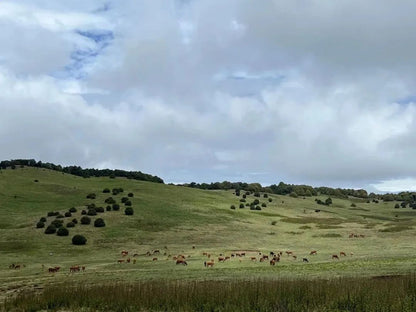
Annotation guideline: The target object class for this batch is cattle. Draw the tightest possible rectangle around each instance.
[152,257,158,261]
[121,250,128,256]
[260,258,265,262]
[262,255,269,260]
[204,261,214,267]
[176,259,187,265]
[285,251,293,256]
[270,251,275,256]
[349,233,354,238]
[350,252,354,256]
[48,266,60,273]
[126,258,131,263]
[292,255,297,260]
[70,265,80,273]
[146,251,151,256]
[340,252,346,257]
[117,259,125,263]
[153,250,160,254]
[241,252,246,256]
[310,250,317,255]
[250,257,257,261]
[202,252,208,256]
[225,256,230,261]
[231,253,235,257]
[332,255,339,260]
[270,259,276,266]
[82,266,85,271]
[192,246,195,249]
[133,253,139,257]
[303,258,309,263]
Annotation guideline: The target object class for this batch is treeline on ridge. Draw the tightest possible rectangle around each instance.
[0,159,164,184]
[182,181,416,201]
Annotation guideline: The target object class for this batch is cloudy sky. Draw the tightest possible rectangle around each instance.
[1,0,416,193]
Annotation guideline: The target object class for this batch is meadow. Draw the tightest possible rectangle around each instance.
[1,166,416,311]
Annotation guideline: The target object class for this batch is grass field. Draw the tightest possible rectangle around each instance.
[1,166,416,311]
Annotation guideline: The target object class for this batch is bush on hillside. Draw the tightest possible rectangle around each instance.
[80,216,91,225]
[290,192,298,198]
[125,207,134,215]
[103,188,110,193]
[255,206,262,211]
[72,235,87,245]
[121,197,129,203]
[47,211,59,217]
[105,197,116,204]
[81,210,87,215]
[261,203,267,207]
[351,203,357,207]
[124,200,132,206]
[72,218,78,224]
[36,221,45,228]
[56,214,65,219]
[87,209,97,216]
[106,205,111,211]
[240,199,246,202]
[51,220,64,228]
[57,227,69,236]
[69,207,77,213]
[268,198,272,202]
[87,203,96,210]
[230,205,236,210]
[239,204,244,208]
[128,192,134,197]
[254,192,260,197]
[44,224,56,234]
[64,212,72,217]
[94,218,106,227]
[39,217,47,223]
[96,206,104,213]
[263,194,268,198]
[66,222,75,228]
[86,193,96,199]
[253,199,260,205]
[394,203,400,208]
[112,204,120,211]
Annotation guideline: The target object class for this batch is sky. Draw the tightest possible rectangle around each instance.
[1,0,416,193]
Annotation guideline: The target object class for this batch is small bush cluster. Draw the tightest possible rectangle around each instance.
[86,193,96,199]
[105,197,116,204]
[112,188,124,196]
[69,207,77,213]
[81,216,91,225]
[66,222,75,228]
[112,204,120,211]
[36,221,45,228]
[94,218,106,227]
[128,192,134,197]
[315,198,332,206]
[72,235,87,245]
[125,207,134,215]
[230,205,236,210]
[57,227,69,236]
[44,225,56,234]
[102,188,110,193]
[64,212,72,217]
[124,200,132,206]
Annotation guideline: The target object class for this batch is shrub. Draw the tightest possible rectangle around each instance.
[325,197,332,205]
[261,203,267,207]
[235,190,240,196]
[394,203,400,208]
[105,197,116,204]
[94,218,106,227]
[64,212,72,217]
[125,207,134,215]
[254,192,260,197]
[36,221,45,228]
[51,220,64,228]
[112,204,120,211]
[290,192,298,198]
[106,205,111,211]
[128,192,134,197]
[34,179,39,182]
[268,198,272,202]
[81,210,87,215]
[253,199,260,205]
[124,200,132,206]
[263,194,268,198]
[72,218,78,224]
[47,211,58,217]
[69,207,77,213]
[86,193,96,199]
[112,188,120,196]
[240,199,246,202]
[56,214,64,219]
[103,188,110,193]
[271,221,277,225]
[87,209,97,216]
[351,203,357,207]
[39,217,46,223]
[121,197,129,203]
[230,205,236,210]
[401,202,407,208]
[239,204,244,208]
[245,203,250,207]
[242,194,246,199]
[66,222,75,228]
[87,203,96,209]
[44,225,56,234]
[72,235,87,245]
[96,206,104,213]
[250,206,256,210]
[57,227,69,236]
[256,206,262,210]
[80,216,91,225]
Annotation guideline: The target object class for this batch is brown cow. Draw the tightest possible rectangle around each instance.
[127,258,131,263]
[303,258,309,263]
[152,257,158,261]
[340,252,347,257]
[270,259,276,266]
[332,255,339,260]
[81,266,85,271]
[250,257,257,261]
[262,255,269,260]
[310,250,317,255]
[286,251,293,256]
[121,250,128,256]
[70,265,80,273]
[117,259,125,263]
[292,255,297,260]
[176,259,188,265]
[204,261,214,267]
[218,256,225,262]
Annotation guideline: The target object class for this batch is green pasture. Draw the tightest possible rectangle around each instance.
[1,166,416,301]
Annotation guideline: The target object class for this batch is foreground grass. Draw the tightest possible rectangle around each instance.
[4,274,416,312]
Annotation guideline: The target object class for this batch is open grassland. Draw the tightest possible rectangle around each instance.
[1,167,416,310]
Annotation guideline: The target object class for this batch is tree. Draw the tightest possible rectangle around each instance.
[44,225,56,234]
[57,227,69,236]
[72,235,87,245]
[125,207,134,215]
[325,197,332,205]
[94,218,106,227]
[80,216,91,225]
[36,221,45,228]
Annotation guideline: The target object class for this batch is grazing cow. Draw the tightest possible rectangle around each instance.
[176,259,187,265]
[218,257,225,262]
[260,258,265,262]
[349,233,354,238]
[153,250,160,254]
[250,257,257,261]
[340,252,347,257]
[315,209,320,213]
[152,257,158,261]
[273,255,280,262]
[359,234,365,238]
[262,255,269,260]
[303,258,309,263]
[236,253,241,257]
[121,250,128,256]
[70,265,80,273]
[192,246,195,249]
[14,264,21,269]
[117,259,125,263]
[241,252,246,256]
[133,253,139,257]
[285,251,293,256]
[202,252,208,256]
[310,250,317,255]
[270,251,275,256]
[270,260,276,266]
[48,266,60,273]
[204,261,214,267]
[292,255,297,260]
[146,251,151,256]
[350,252,354,256]
[332,255,339,260]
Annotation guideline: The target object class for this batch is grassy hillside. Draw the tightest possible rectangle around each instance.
[1,166,416,301]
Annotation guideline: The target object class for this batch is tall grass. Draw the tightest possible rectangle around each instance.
[4,274,416,312]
